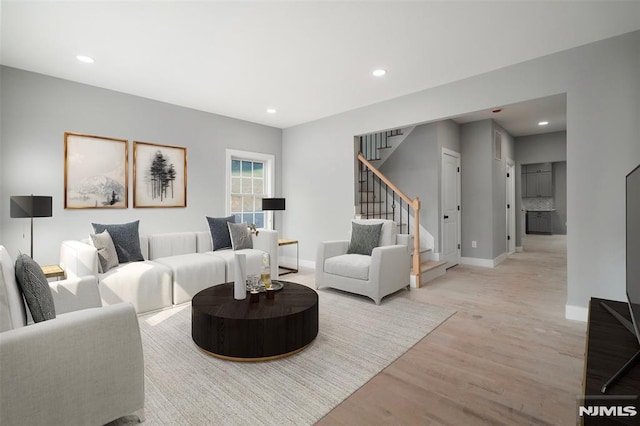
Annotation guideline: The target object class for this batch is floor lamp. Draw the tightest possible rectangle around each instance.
[261,198,286,231]
[10,195,53,258]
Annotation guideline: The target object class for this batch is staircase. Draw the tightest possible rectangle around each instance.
[356,130,447,287]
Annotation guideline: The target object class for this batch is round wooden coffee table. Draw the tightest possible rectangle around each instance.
[192,281,319,361]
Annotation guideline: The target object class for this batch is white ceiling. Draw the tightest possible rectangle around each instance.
[452,93,566,137]
[2,1,640,130]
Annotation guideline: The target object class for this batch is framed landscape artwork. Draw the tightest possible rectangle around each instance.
[133,141,187,208]
[64,132,128,209]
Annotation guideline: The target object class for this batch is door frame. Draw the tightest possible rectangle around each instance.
[506,160,516,255]
[441,148,461,267]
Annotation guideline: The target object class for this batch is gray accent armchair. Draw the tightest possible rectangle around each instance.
[0,246,145,425]
[315,219,411,304]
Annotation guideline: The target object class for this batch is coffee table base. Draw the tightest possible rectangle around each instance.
[196,341,313,362]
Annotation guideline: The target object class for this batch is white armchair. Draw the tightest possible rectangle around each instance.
[0,246,145,425]
[315,219,411,304]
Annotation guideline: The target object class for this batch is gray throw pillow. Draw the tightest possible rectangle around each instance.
[347,222,383,256]
[206,215,236,251]
[228,222,253,250]
[90,230,119,273]
[92,221,144,263]
[14,254,56,322]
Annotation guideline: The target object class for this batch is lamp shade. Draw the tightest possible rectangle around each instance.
[10,196,53,218]
[262,198,285,211]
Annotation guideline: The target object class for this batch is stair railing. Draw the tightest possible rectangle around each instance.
[357,152,422,288]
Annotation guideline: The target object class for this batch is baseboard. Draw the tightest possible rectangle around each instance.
[460,252,509,268]
[494,252,508,266]
[279,256,315,270]
[460,257,494,268]
[516,246,523,253]
[565,304,588,322]
[461,253,507,268]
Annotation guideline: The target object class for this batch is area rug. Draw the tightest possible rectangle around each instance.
[132,288,455,425]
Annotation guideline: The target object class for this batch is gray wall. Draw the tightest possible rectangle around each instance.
[377,119,460,254]
[0,67,282,264]
[379,122,439,249]
[438,120,461,153]
[458,118,514,260]
[515,131,567,163]
[515,131,567,244]
[460,120,493,259]
[282,30,640,316]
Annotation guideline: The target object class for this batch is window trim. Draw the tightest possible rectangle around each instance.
[225,149,275,228]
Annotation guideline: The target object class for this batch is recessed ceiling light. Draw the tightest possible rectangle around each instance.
[538,121,549,126]
[372,69,387,77]
[76,55,94,64]
[266,108,277,114]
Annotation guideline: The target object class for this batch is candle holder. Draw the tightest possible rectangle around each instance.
[250,289,260,303]
[266,287,275,300]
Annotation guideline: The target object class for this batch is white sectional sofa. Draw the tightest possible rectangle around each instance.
[60,229,279,314]
[0,246,144,425]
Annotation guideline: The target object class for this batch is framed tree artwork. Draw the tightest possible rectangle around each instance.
[64,132,128,209]
[133,141,187,208]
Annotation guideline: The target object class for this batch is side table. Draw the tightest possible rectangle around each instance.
[278,239,299,275]
[41,264,65,280]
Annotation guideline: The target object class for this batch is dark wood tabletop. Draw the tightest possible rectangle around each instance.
[582,298,640,425]
[192,281,319,361]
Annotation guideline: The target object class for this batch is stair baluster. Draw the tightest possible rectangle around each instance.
[356,152,422,288]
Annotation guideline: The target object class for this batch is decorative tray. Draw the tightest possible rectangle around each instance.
[252,280,284,292]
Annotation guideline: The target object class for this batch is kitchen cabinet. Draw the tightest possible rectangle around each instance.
[523,162,553,197]
[525,162,552,173]
[527,211,552,234]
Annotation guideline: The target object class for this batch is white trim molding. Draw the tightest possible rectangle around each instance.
[441,147,461,268]
[460,257,494,268]
[565,304,588,322]
[279,256,315,270]
[461,252,508,268]
[225,148,276,227]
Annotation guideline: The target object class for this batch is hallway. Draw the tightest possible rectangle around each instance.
[318,234,585,425]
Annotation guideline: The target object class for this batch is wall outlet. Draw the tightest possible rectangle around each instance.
[472,241,477,248]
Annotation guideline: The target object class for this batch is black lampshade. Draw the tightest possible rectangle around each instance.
[10,196,53,218]
[262,198,286,211]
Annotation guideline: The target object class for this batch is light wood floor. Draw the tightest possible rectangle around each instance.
[288,234,586,425]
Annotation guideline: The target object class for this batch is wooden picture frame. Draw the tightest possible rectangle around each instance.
[133,141,187,208]
[64,132,128,209]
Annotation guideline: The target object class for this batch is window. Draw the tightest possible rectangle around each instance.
[226,149,275,229]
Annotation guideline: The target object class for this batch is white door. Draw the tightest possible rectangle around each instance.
[506,162,516,254]
[441,149,461,268]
